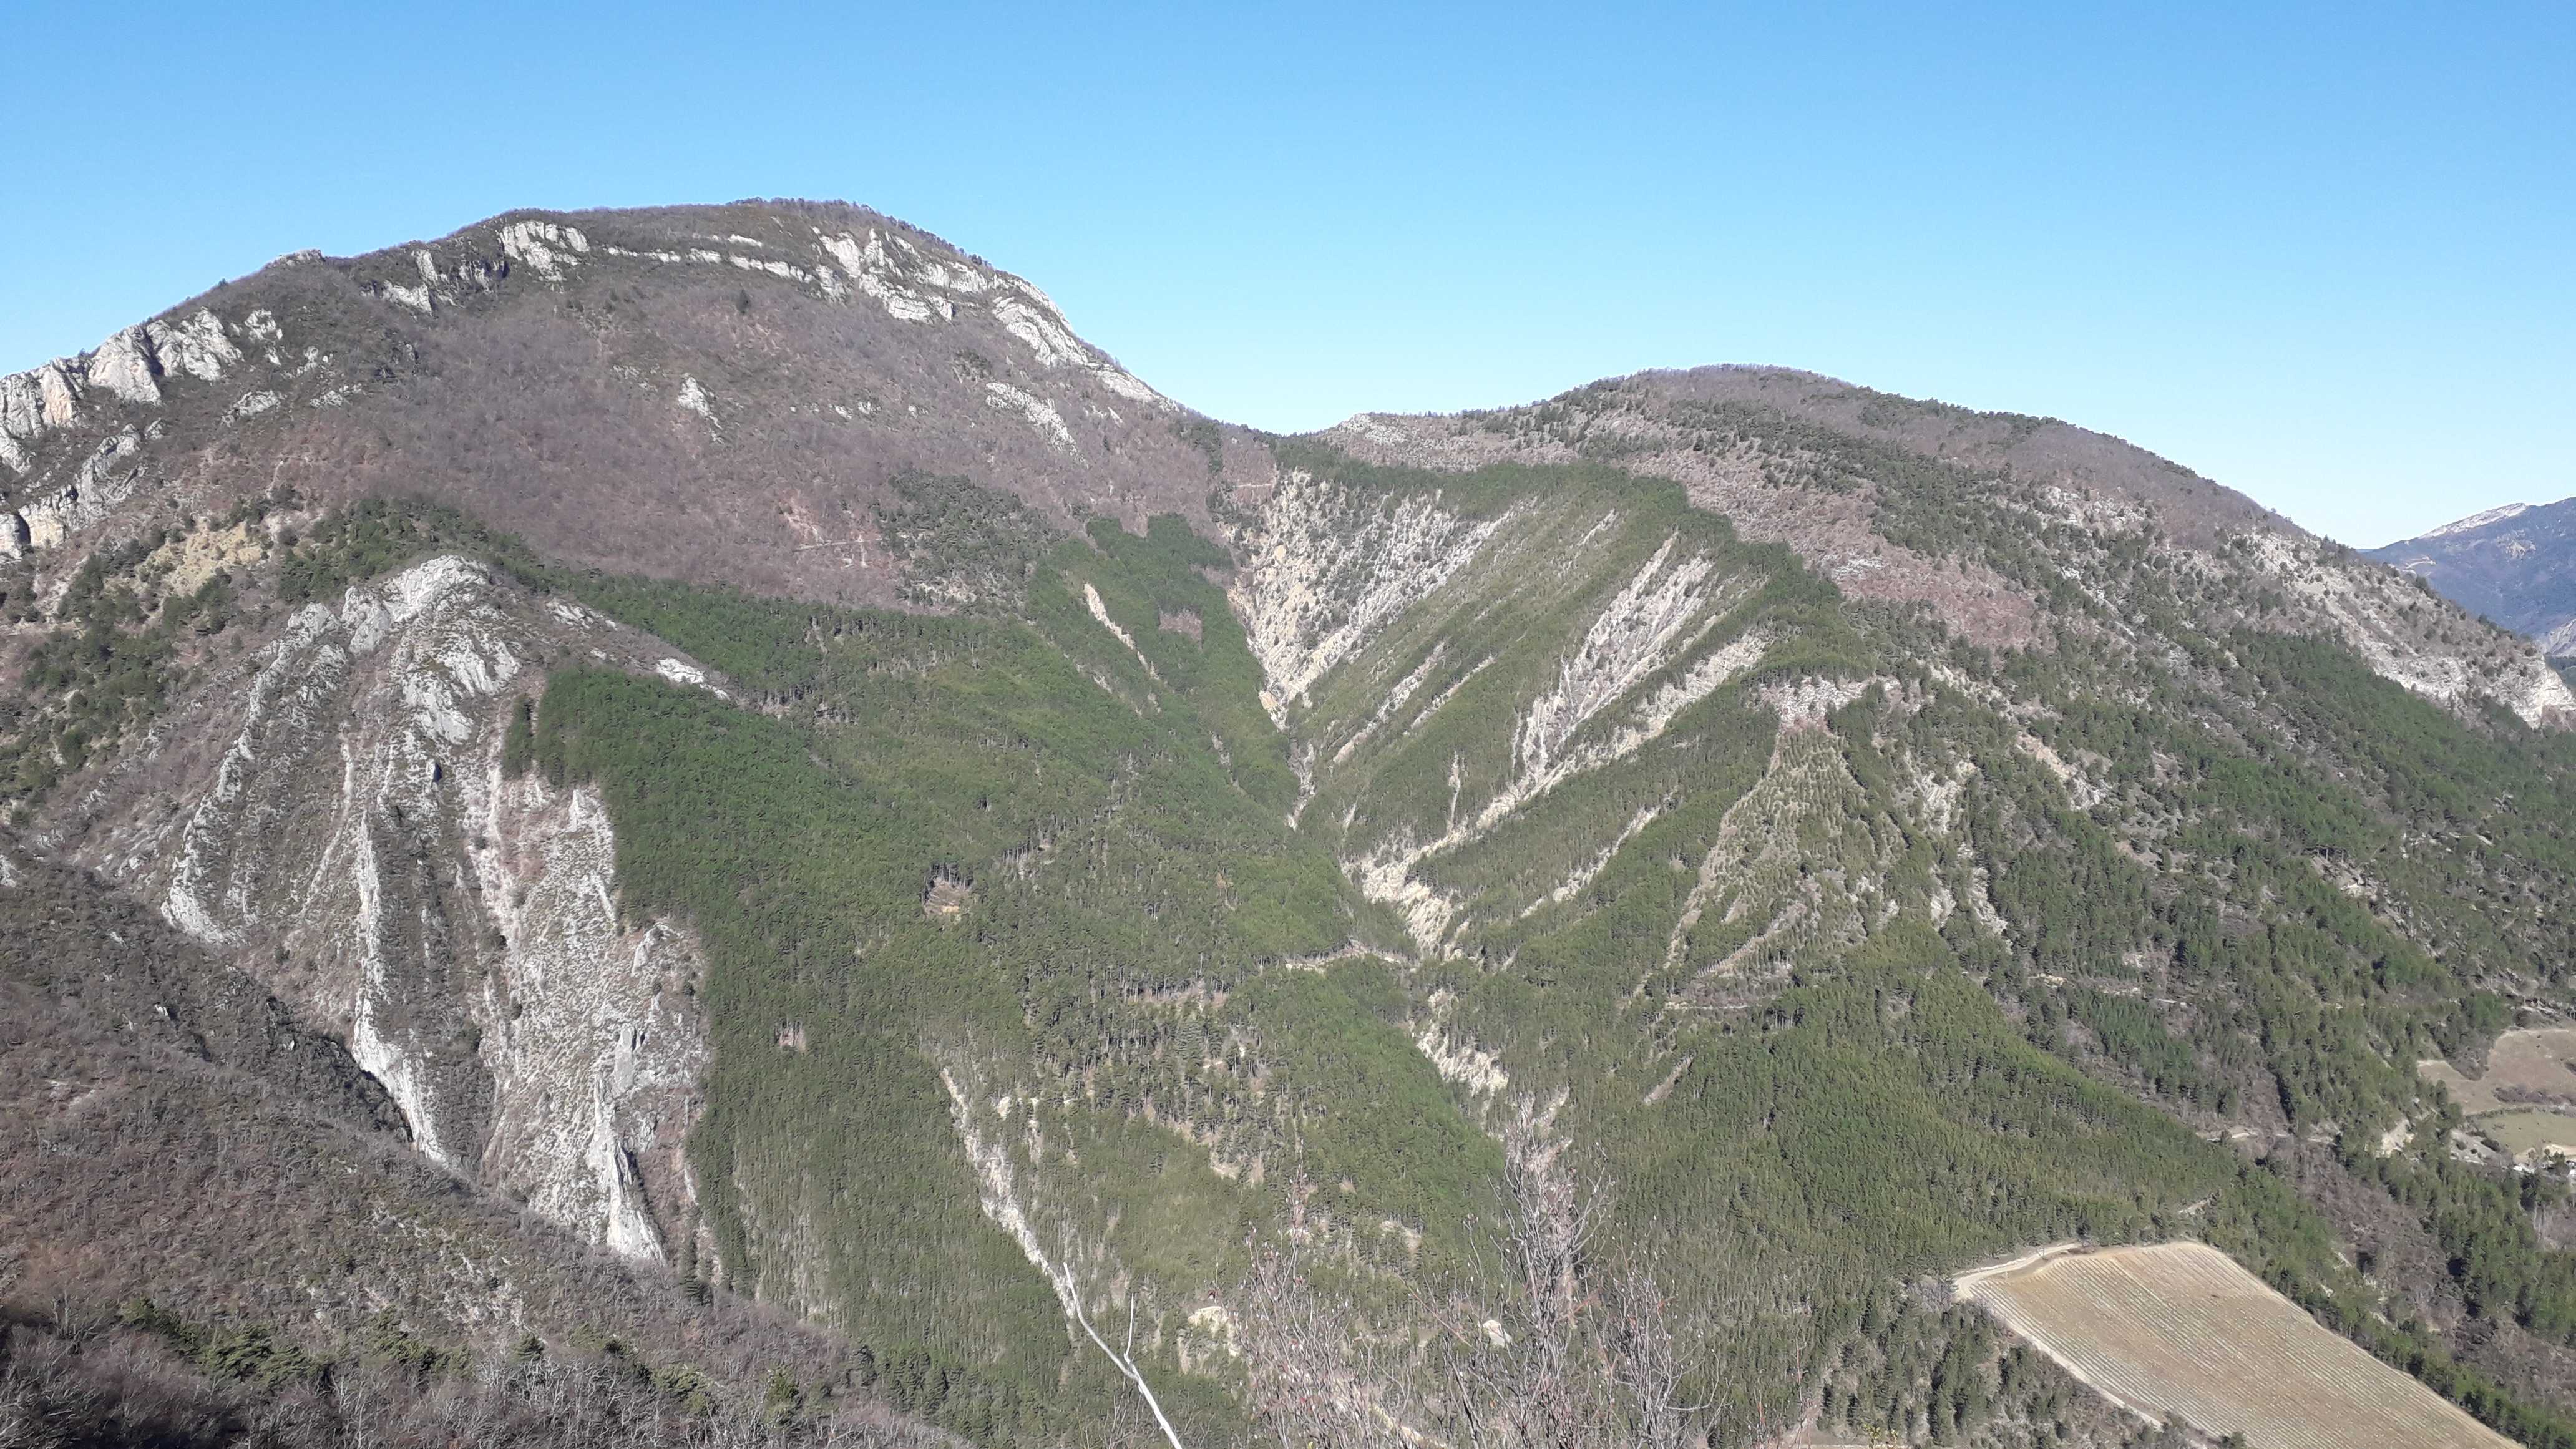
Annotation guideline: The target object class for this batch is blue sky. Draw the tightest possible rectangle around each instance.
[2,2,2567,547]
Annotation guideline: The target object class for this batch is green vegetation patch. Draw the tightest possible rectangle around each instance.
[522,507,1456,1444]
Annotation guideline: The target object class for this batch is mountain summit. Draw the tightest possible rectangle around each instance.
[9,202,2576,1449]
[2,201,1208,602]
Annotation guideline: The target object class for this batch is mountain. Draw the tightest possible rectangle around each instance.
[2371,498,2576,660]
[9,202,2576,1449]
[1,202,1208,600]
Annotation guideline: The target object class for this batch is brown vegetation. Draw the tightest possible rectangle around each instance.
[0,843,937,1447]
[2,202,1225,617]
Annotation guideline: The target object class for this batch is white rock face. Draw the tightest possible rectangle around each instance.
[985,380,1075,452]
[1232,474,1879,959]
[144,309,240,381]
[110,555,707,1255]
[0,310,235,488]
[2,358,87,473]
[1349,596,1772,947]
[728,253,812,285]
[811,227,1174,410]
[992,294,1087,369]
[987,291,1169,406]
[2,211,1174,558]
[1413,1021,1510,1098]
[1347,835,1466,957]
[499,220,591,280]
[2242,530,2575,728]
[163,554,519,980]
[1082,581,1163,683]
[676,375,720,435]
[825,230,947,322]
[1,369,48,445]
[1229,470,1514,723]
[13,429,147,554]
[2424,502,2530,539]
[87,326,162,405]
[1242,492,1780,950]
[2504,654,2576,728]
[225,390,281,422]
[472,778,708,1261]
[35,362,79,427]
[1486,537,1758,829]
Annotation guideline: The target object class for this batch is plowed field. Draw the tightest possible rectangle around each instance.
[1957,1242,2515,1449]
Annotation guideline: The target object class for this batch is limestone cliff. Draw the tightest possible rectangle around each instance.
[48,553,718,1260]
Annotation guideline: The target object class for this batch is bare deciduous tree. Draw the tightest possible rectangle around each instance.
[1236,1098,1710,1449]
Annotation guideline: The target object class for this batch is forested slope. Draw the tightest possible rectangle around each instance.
[7,204,2576,1448]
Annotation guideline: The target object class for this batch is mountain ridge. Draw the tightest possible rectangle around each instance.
[1319,365,2571,726]
[1,200,1208,607]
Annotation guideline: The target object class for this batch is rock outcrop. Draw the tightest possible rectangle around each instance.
[54,555,715,1259]
[0,310,238,486]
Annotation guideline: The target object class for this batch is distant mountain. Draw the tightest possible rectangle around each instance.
[2371,497,2576,658]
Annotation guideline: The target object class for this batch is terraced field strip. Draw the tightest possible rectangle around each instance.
[1958,1242,2515,1449]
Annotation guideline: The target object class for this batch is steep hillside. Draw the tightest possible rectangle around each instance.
[11,207,2576,1449]
[0,832,947,1448]
[2372,497,2576,659]
[1218,434,2576,1445]
[11,503,730,1266]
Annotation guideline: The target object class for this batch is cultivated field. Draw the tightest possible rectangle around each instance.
[1956,1242,2515,1449]
[2420,1026,2576,1164]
